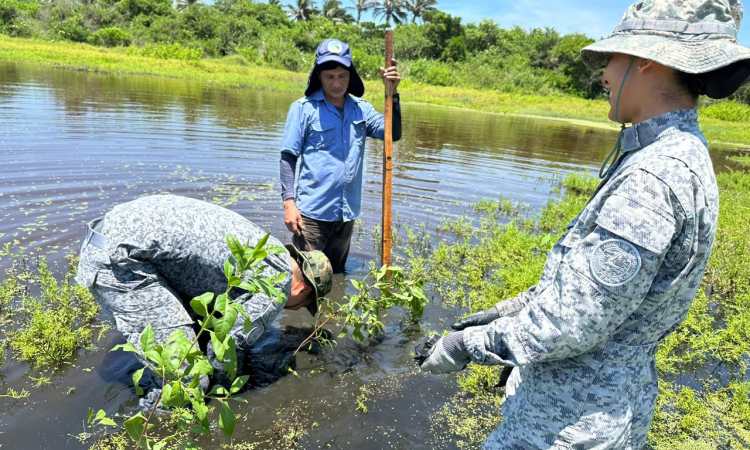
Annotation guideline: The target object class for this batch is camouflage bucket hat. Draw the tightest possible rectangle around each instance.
[285,244,333,316]
[581,0,750,74]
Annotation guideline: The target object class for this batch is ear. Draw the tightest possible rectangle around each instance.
[638,59,656,74]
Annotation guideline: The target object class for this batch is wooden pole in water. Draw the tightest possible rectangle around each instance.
[381,30,394,268]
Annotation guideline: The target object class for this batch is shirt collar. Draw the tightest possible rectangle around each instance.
[622,109,699,153]
[309,89,353,117]
[309,89,326,101]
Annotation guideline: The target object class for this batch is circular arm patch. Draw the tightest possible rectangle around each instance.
[590,239,642,287]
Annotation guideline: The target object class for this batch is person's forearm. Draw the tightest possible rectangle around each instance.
[279,152,297,201]
[393,93,402,142]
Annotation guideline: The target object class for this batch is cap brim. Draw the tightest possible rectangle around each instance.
[316,54,352,68]
[581,34,750,74]
[284,244,319,317]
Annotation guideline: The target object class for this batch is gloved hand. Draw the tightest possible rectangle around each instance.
[451,306,500,330]
[416,332,470,374]
[414,335,439,366]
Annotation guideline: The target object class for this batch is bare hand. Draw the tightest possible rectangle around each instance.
[380,58,401,96]
[284,200,305,236]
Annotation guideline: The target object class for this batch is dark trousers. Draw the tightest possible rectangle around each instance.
[292,215,355,274]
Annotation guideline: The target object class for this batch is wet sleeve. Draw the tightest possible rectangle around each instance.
[281,101,306,157]
[279,152,297,201]
[363,97,402,141]
[464,171,682,367]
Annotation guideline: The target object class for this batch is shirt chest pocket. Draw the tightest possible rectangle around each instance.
[308,119,337,150]
[351,119,367,146]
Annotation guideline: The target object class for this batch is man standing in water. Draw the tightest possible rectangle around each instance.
[75,194,332,407]
[279,38,402,273]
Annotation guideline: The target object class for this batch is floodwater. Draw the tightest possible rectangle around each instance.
[0,61,742,449]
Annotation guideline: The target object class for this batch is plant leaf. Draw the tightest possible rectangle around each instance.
[189,359,214,377]
[111,343,138,353]
[224,260,233,280]
[123,413,146,442]
[222,338,238,380]
[212,294,237,342]
[211,331,226,361]
[230,375,249,394]
[190,292,214,318]
[219,401,237,438]
[133,368,145,396]
[139,324,155,353]
[226,234,244,261]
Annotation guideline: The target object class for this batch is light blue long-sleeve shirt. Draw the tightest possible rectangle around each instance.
[280,89,388,222]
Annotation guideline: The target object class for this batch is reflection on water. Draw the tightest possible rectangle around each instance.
[0,61,744,449]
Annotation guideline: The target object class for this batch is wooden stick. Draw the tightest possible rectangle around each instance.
[381,30,394,268]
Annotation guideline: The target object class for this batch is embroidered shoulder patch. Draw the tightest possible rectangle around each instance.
[590,239,642,287]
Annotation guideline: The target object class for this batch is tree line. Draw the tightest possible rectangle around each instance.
[0,0,605,98]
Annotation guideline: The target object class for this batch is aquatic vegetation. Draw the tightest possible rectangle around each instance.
[295,264,429,356]
[0,252,99,369]
[404,171,750,448]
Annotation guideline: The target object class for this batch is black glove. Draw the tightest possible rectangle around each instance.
[414,335,440,366]
[417,332,470,374]
[451,307,500,330]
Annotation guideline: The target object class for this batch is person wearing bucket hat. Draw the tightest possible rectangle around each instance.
[417,1,750,449]
[279,38,402,273]
[75,195,332,410]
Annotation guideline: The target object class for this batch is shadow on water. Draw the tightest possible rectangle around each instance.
[0,60,748,449]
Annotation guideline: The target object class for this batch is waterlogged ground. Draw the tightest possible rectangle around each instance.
[0,61,746,449]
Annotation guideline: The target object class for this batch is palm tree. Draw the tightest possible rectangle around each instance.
[373,0,407,26]
[347,0,378,25]
[323,0,354,23]
[404,0,436,23]
[269,0,281,5]
[176,0,201,12]
[286,0,319,21]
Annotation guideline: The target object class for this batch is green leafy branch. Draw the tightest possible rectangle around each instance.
[294,265,429,356]
[89,233,286,450]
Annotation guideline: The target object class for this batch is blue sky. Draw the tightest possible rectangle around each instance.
[251,0,750,46]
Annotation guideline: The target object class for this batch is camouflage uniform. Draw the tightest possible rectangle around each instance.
[75,195,292,377]
[462,109,718,449]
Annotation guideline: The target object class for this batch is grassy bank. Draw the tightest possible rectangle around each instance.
[398,165,750,449]
[2,35,750,147]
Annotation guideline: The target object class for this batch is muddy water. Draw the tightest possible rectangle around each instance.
[0,61,742,449]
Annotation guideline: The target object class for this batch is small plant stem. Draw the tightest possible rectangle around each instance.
[174,286,231,372]
[135,375,165,450]
[293,312,339,357]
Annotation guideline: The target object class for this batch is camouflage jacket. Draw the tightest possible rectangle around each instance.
[464,109,719,449]
[76,195,292,349]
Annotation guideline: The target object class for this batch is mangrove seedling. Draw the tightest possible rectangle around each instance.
[89,233,286,450]
[294,264,429,356]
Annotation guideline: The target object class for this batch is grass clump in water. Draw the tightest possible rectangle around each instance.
[403,171,750,449]
[1,252,100,370]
